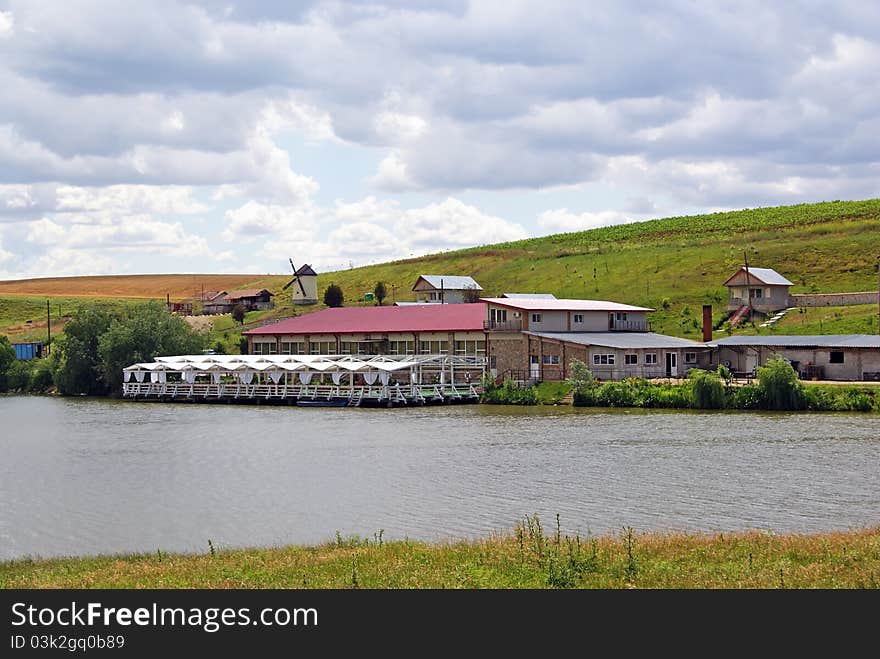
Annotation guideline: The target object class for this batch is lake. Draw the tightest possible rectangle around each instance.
[1,396,878,560]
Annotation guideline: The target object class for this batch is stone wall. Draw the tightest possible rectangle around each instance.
[487,333,527,377]
[789,292,879,307]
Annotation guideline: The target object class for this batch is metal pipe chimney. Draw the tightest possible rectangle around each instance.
[702,305,713,342]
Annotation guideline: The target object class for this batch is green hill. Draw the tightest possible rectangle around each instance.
[250,199,880,338]
[2,199,879,348]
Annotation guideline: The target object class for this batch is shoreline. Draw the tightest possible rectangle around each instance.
[3,525,878,589]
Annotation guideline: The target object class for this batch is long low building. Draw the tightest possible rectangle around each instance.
[707,335,880,380]
[525,331,710,380]
[243,303,487,357]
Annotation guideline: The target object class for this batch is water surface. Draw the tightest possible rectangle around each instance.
[1,396,878,559]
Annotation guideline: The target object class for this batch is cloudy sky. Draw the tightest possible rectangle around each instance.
[0,1,878,278]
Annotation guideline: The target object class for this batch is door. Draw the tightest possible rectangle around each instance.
[665,352,678,377]
[530,355,540,380]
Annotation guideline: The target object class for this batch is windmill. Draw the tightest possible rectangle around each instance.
[283,259,319,305]
[282,258,308,298]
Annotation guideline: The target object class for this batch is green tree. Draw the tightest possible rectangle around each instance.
[54,304,116,395]
[98,300,208,393]
[0,335,18,392]
[757,358,805,410]
[231,303,247,325]
[324,284,344,308]
[374,281,387,306]
[687,368,725,409]
[567,358,596,396]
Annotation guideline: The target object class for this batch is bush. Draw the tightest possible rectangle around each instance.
[323,284,344,308]
[480,375,538,405]
[732,384,763,410]
[567,358,596,396]
[5,360,34,391]
[595,381,638,407]
[688,369,726,409]
[757,358,805,410]
[29,357,57,392]
[802,386,837,411]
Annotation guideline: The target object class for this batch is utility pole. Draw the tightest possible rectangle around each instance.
[46,299,51,355]
[743,251,753,323]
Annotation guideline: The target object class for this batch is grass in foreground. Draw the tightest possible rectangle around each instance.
[3,520,878,589]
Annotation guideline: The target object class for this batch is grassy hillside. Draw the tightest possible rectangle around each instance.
[2,199,879,344]
[3,524,878,588]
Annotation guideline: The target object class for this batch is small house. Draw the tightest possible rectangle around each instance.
[226,289,275,312]
[724,267,793,313]
[200,291,231,315]
[411,275,482,304]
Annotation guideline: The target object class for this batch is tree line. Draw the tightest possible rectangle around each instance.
[0,300,207,395]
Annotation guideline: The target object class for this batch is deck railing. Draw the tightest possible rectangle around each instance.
[122,381,481,402]
[609,320,651,332]
[483,319,523,331]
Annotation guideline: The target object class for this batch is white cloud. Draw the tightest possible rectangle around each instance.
[398,197,529,247]
[370,151,414,190]
[537,209,642,233]
[222,200,317,241]
[28,248,118,278]
[374,111,427,142]
[0,11,13,39]
[55,185,208,214]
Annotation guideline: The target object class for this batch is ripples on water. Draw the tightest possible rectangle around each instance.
[1,397,878,559]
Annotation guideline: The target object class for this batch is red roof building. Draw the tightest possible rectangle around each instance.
[243,303,488,356]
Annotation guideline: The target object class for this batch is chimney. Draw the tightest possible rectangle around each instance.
[702,304,713,342]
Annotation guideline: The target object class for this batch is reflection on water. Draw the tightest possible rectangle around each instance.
[1,396,878,559]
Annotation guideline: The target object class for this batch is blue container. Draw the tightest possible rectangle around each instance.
[13,342,42,360]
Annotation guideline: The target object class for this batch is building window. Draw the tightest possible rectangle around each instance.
[644,353,658,365]
[388,340,415,355]
[573,313,584,324]
[531,313,542,323]
[616,312,628,321]
[253,342,277,355]
[490,308,508,322]
[310,341,335,355]
[455,340,486,355]
[419,340,448,354]
[750,288,763,299]
[280,341,305,355]
[624,354,638,365]
[830,351,845,364]
[593,354,615,365]
[685,352,697,364]
[542,354,559,365]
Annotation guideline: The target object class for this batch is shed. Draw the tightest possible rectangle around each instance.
[12,342,44,360]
